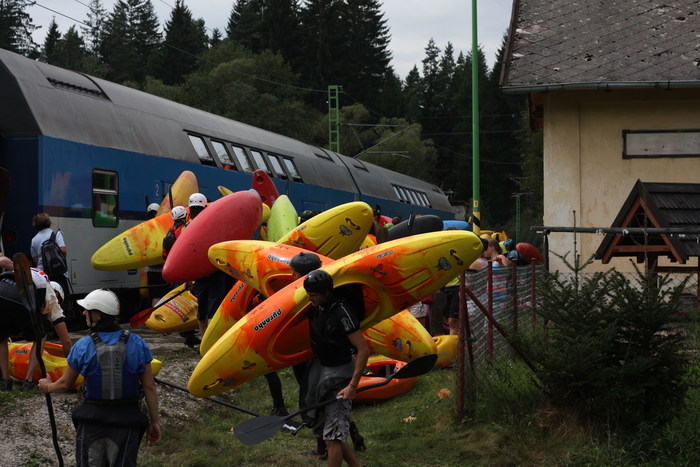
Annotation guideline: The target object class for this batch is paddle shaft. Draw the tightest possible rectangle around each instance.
[155,377,260,417]
[129,288,188,328]
[14,254,64,467]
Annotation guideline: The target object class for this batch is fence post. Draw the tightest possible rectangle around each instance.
[487,261,493,359]
[531,261,537,329]
[512,262,518,333]
[457,272,465,420]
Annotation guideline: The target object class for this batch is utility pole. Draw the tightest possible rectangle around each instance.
[470,0,481,235]
[328,85,340,153]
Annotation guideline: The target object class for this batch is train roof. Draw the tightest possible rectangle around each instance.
[0,48,310,159]
[0,48,450,211]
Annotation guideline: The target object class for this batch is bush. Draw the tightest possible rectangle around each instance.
[517,254,690,431]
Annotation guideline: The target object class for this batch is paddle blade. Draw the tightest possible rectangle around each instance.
[393,353,438,379]
[234,415,286,446]
[13,253,36,315]
[129,305,157,328]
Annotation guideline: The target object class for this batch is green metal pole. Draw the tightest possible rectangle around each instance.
[471,0,481,234]
[328,85,340,153]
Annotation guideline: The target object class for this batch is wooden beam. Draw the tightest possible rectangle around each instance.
[613,245,670,253]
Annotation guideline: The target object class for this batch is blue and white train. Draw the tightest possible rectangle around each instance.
[0,48,453,303]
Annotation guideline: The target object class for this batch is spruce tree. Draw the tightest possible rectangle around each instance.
[209,27,223,47]
[159,0,208,85]
[56,26,87,71]
[0,0,38,57]
[226,0,264,52]
[297,0,345,106]
[80,0,107,55]
[100,0,161,83]
[42,18,61,64]
[338,0,391,106]
[402,66,422,123]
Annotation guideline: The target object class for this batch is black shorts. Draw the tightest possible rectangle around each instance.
[193,271,234,321]
[442,286,461,319]
[146,270,170,298]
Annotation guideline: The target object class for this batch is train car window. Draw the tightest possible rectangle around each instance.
[420,192,431,207]
[211,140,235,167]
[231,145,254,172]
[267,154,288,179]
[408,190,420,206]
[92,170,118,227]
[250,150,271,174]
[282,158,302,182]
[392,186,403,201]
[188,135,215,166]
[413,190,426,207]
[398,187,410,203]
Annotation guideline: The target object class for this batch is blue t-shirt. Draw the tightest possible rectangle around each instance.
[30,228,66,271]
[68,329,153,400]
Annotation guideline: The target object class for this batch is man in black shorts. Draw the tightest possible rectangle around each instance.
[303,269,369,467]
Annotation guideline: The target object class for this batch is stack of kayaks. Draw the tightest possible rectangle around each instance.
[200,201,374,354]
[189,229,483,397]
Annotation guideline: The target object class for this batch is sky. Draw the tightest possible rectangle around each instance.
[28,0,514,78]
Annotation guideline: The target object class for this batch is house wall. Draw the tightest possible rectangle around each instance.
[543,89,700,273]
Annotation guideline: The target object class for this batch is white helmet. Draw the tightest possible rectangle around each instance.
[77,289,120,316]
[147,202,160,214]
[171,205,187,221]
[49,281,64,302]
[188,193,207,208]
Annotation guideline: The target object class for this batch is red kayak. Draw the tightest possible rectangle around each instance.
[515,242,544,264]
[162,190,262,283]
[251,169,279,208]
[354,359,416,404]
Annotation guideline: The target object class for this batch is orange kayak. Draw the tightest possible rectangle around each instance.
[189,230,482,397]
[201,200,372,354]
[204,242,435,362]
[354,359,416,404]
[156,170,198,216]
[365,310,437,362]
[8,342,162,389]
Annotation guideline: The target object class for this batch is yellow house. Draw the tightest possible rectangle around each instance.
[500,0,700,272]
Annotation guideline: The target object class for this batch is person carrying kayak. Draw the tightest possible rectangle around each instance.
[303,269,369,467]
[38,288,161,466]
[290,252,366,460]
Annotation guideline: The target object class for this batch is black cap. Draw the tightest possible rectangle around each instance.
[290,252,322,275]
